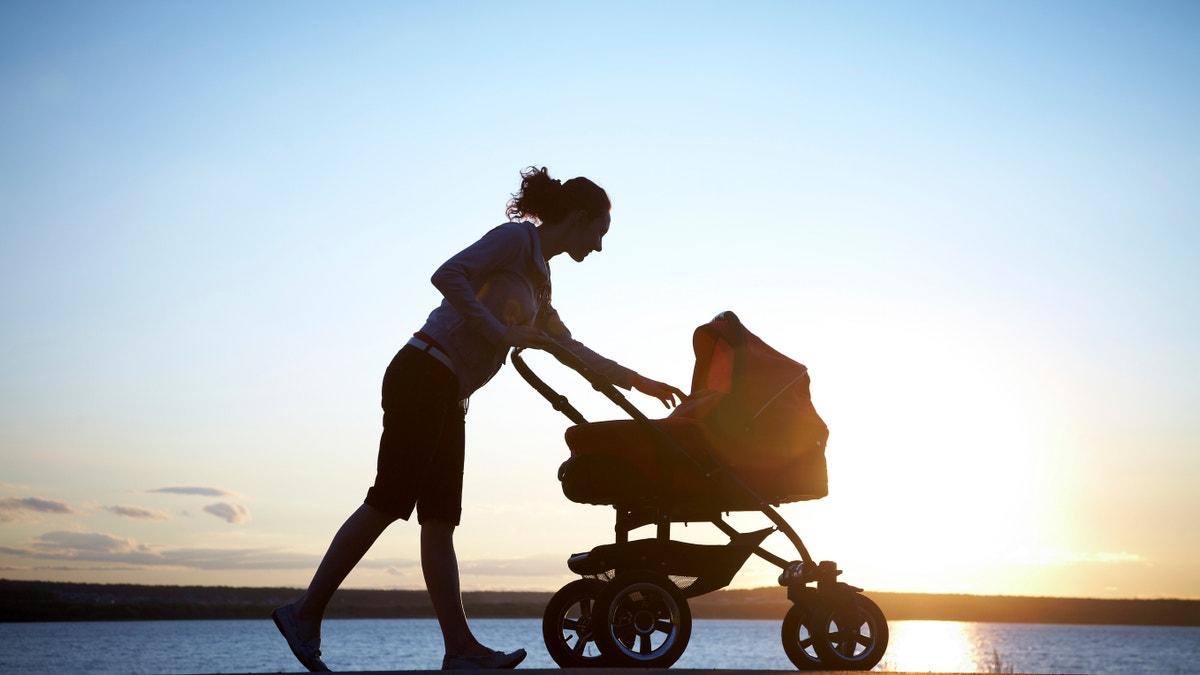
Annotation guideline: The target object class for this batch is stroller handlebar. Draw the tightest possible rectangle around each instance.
[510,343,654,427]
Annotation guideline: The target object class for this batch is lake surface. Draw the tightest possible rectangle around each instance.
[1,618,1197,674]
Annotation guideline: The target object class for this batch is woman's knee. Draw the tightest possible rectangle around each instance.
[420,518,456,538]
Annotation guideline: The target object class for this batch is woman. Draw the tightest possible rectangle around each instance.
[273,167,685,671]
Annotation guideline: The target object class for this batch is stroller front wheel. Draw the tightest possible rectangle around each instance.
[542,578,608,667]
[593,570,692,668]
[780,590,826,670]
[809,591,889,671]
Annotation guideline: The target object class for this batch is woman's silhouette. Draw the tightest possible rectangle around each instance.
[273,166,685,671]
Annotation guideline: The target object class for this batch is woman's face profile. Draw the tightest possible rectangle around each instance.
[567,211,611,263]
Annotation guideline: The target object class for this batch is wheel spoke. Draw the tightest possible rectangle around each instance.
[617,625,636,649]
[639,634,653,655]
[654,619,674,635]
[837,631,860,657]
[562,618,581,631]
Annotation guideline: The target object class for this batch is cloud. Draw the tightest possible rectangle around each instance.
[202,502,250,524]
[1,564,148,573]
[0,497,80,523]
[3,531,163,564]
[0,531,321,570]
[158,548,318,570]
[148,486,235,497]
[37,531,148,553]
[104,505,170,521]
[460,554,566,577]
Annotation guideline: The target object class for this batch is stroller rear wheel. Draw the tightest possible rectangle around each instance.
[593,570,691,668]
[542,578,607,667]
[809,592,888,671]
[780,590,825,670]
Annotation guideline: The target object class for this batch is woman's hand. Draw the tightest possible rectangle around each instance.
[632,374,686,409]
[501,325,557,349]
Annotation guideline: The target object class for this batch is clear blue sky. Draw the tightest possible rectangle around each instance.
[1,1,1197,599]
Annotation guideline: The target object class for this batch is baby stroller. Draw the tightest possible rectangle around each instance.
[512,312,888,670]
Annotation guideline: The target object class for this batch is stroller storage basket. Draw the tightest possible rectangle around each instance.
[567,526,774,598]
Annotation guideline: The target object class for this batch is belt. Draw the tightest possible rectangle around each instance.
[407,333,455,375]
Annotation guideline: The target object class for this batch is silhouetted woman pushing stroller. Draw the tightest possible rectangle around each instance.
[273,166,685,671]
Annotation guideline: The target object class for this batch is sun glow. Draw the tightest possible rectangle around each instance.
[878,621,979,673]
[767,304,1057,594]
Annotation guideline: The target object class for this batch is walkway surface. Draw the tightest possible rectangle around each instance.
[197,670,1043,675]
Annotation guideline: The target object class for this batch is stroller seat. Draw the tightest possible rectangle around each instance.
[559,313,829,511]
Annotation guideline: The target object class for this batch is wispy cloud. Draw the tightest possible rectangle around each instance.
[460,554,566,577]
[0,497,80,523]
[104,505,170,521]
[0,531,321,570]
[148,486,236,497]
[1,564,149,573]
[22,531,161,563]
[202,502,250,524]
[158,548,318,570]
[0,524,578,580]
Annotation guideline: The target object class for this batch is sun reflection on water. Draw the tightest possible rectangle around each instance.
[878,621,983,673]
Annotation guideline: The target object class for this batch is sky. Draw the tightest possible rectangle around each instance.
[1,1,1197,600]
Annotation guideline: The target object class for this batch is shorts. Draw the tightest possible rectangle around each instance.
[364,344,466,525]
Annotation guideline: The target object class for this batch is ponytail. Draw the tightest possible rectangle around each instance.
[506,166,610,223]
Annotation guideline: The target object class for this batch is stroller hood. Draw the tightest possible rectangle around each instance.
[673,312,829,476]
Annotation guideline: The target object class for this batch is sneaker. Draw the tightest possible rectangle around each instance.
[272,604,331,672]
[441,648,527,670]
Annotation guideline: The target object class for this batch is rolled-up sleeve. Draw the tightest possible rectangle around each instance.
[430,226,522,344]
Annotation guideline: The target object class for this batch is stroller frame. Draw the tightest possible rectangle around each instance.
[512,311,889,671]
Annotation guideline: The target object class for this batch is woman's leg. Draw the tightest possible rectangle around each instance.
[292,502,397,638]
[421,518,489,656]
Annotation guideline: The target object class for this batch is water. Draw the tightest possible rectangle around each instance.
[0,618,1196,674]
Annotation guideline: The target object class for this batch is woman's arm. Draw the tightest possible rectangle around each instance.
[429,225,524,345]
[540,304,685,408]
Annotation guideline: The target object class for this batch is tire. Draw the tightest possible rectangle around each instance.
[592,570,691,668]
[810,592,889,671]
[542,578,608,668]
[780,591,826,670]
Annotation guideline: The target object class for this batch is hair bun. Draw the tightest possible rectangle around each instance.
[506,166,609,223]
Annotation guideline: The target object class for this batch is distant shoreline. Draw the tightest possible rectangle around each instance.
[2,579,1197,626]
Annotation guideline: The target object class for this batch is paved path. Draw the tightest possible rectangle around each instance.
[196,671,1019,675]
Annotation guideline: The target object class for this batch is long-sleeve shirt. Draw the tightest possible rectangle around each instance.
[417,221,635,399]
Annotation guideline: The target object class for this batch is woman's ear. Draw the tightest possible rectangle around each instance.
[563,208,588,228]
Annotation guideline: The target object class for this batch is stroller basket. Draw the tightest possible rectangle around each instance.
[567,526,774,598]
